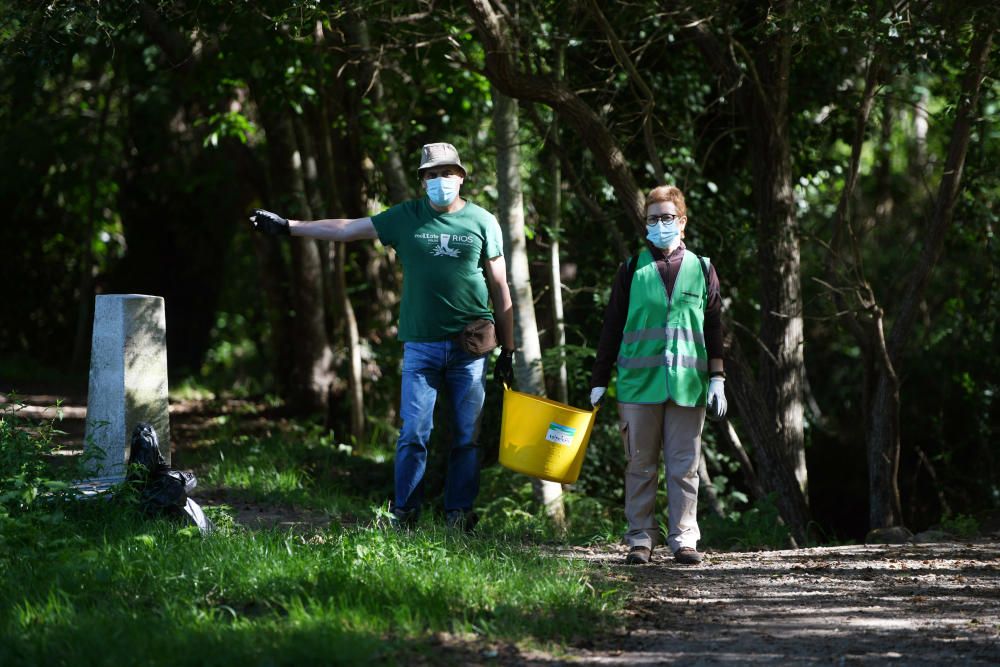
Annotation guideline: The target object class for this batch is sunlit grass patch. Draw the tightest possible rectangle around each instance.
[3,392,628,664]
[183,418,393,518]
[0,508,624,665]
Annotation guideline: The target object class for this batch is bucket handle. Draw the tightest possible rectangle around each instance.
[503,382,601,413]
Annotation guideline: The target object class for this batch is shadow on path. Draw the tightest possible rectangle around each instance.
[545,543,1000,665]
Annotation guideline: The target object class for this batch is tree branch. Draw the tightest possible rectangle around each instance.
[887,25,994,359]
[466,0,645,234]
[523,103,632,260]
[825,50,884,349]
[584,0,665,182]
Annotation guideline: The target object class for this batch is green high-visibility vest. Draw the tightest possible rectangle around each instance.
[616,248,709,405]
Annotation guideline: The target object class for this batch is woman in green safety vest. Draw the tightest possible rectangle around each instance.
[589,185,727,566]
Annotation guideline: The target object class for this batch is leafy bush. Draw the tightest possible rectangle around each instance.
[939,513,980,538]
[697,494,794,551]
[0,396,83,550]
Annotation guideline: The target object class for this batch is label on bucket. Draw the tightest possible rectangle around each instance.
[545,422,577,446]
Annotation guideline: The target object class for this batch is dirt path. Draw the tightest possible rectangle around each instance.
[514,542,1000,665]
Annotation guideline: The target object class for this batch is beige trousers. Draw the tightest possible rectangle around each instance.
[618,401,705,552]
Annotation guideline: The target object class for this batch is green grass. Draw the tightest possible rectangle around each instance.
[2,513,620,664]
[4,389,802,665]
[1,397,625,665]
[178,404,627,544]
[0,507,621,665]
[174,404,396,520]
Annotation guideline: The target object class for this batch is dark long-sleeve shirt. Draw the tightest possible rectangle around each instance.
[590,241,723,389]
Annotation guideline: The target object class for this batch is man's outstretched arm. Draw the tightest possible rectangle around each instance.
[250,209,378,242]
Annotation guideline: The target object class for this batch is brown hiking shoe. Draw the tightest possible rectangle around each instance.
[624,546,652,565]
[674,547,703,565]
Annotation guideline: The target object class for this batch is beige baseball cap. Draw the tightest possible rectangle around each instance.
[417,142,467,177]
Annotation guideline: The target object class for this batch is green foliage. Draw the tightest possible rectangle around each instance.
[939,513,980,539]
[571,419,627,504]
[197,109,257,148]
[698,495,794,551]
[0,397,83,552]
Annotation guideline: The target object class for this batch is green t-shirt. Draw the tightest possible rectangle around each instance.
[371,197,504,342]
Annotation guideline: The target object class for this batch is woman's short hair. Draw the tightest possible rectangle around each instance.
[645,185,687,218]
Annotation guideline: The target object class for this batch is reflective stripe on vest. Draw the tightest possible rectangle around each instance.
[621,326,707,347]
[616,352,708,371]
[616,248,709,406]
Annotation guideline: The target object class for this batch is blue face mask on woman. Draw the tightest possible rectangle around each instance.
[425,177,461,207]
[646,219,680,250]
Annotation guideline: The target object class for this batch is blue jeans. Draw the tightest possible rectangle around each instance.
[393,340,487,520]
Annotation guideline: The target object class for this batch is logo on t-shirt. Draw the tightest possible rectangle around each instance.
[412,231,479,259]
[432,233,461,258]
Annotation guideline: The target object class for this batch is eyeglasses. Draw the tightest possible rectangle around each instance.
[646,214,679,226]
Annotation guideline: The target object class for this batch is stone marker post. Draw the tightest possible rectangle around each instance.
[84,294,170,480]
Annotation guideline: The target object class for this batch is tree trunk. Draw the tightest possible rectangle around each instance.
[323,17,395,343]
[304,86,339,340]
[821,50,895,529]
[493,86,566,527]
[746,6,808,498]
[288,220,334,413]
[343,14,403,333]
[346,14,411,205]
[333,240,365,442]
[684,5,812,537]
[867,26,993,529]
[547,43,568,406]
[725,330,809,546]
[315,19,367,439]
[867,359,903,528]
[254,90,333,413]
[547,169,568,405]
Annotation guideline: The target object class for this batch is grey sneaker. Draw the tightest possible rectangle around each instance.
[625,546,652,565]
[445,510,479,533]
[674,546,703,564]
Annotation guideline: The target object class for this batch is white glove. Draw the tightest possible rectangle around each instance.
[590,387,606,407]
[706,376,727,421]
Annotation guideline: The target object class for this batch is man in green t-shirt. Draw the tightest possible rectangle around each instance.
[250,142,515,531]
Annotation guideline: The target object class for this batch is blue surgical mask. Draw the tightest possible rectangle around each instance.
[646,220,680,250]
[425,177,461,207]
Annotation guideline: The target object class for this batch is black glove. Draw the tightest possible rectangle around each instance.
[250,209,290,236]
[493,347,514,387]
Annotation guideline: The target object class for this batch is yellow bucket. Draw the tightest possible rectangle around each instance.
[498,385,599,484]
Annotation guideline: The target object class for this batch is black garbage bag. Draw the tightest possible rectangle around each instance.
[140,468,196,511]
[127,422,213,534]
[128,422,167,475]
